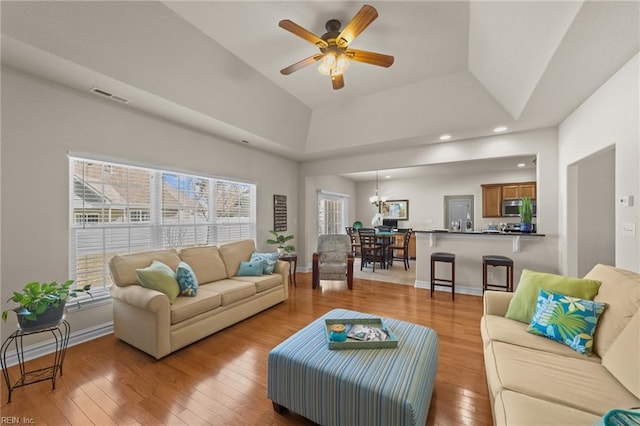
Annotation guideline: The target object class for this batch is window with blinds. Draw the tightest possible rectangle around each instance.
[318,191,348,235]
[69,157,256,291]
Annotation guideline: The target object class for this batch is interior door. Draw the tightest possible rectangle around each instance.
[444,195,474,230]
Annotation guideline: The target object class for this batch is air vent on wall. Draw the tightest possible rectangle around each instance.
[90,87,131,104]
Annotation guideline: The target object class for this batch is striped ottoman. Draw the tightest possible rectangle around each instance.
[268,309,438,426]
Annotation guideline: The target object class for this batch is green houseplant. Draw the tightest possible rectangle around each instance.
[2,280,91,329]
[267,230,295,254]
[519,197,533,233]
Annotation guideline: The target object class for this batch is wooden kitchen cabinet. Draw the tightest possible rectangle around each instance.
[502,182,536,199]
[481,184,503,217]
[481,182,537,217]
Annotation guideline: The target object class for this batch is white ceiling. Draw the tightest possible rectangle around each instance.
[1,1,638,178]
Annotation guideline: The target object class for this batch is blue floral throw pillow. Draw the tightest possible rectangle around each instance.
[250,252,280,274]
[527,289,606,355]
[176,261,198,297]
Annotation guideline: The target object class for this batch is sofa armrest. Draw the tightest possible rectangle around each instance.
[273,260,290,299]
[110,284,172,359]
[110,284,170,312]
[483,291,515,317]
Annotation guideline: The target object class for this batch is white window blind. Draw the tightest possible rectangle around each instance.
[69,157,256,290]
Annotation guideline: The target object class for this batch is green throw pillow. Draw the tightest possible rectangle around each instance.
[135,260,180,303]
[505,269,601,324]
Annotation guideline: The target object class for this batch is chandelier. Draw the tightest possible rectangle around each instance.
[369,171,387,207]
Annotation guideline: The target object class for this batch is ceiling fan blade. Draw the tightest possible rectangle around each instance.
[280,54,324,75]
[336,5,378,48]
[346,49,394,68]
[279,20,328,49]
[331,73,345,90]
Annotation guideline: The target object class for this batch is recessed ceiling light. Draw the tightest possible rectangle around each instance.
[384,175,391,179]
[439,134,451,141]
[517,163,526,168]
[494,126,508,133]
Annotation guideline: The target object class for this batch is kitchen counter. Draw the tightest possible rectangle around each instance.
[413,229,554,296]
[416,230,545,237]
[415,230,545,253]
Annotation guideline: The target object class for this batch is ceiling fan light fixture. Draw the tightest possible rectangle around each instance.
[318,62,332,75]
[318,53,350,76]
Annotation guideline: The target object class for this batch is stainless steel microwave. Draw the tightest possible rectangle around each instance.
[502,199,537,217]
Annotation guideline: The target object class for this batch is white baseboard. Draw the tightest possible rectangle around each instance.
[3,322,113,367]
[414,280,483,296]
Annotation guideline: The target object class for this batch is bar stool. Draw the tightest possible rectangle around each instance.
[431,252,456,300]
[482,255,514,292]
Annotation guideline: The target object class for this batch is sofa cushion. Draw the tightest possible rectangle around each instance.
[237,260,265,277]
[484,341,640,416]
[170,289,222,324]
[176,261,198,297]
[250,252,280,274]
[178,246,227,284]
[527,289,606,355]
[199,280,256,306]
[505,269,601,324]
[602,310,640,398]
[219,240,256,277]
[135,260,180,303]
[110,249,181,287]
[481,315,601,362]
[494,390,600,426]
[233,274,282,293]
[584,264,640,357]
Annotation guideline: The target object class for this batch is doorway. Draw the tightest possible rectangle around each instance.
[444,195,474,230]
[567,147,615,276]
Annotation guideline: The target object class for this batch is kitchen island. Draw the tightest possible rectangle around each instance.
[414,230,554,296]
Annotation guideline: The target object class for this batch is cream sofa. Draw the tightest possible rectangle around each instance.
[481,264,640,425]
[109,239,289,359]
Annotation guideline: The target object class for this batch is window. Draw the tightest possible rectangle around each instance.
[69,157,256,294]
[317,191,348,235]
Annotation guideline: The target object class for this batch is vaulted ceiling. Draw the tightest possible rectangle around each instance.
[1,1,638,163]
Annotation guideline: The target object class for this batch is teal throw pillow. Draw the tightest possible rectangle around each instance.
[237,260,265,277]
[250,252,280,274]
[176,261,198,297]
[135,260,180,303]
[527,289,607,355]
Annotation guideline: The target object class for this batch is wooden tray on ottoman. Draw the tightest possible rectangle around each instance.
[324,317,398,350]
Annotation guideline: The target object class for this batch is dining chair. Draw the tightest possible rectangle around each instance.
[358,228,382,272]
[345,227,361,257]
[390,229,413,270]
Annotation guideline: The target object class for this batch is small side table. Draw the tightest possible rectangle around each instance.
[279,254,297,287]
[1,319,70,403]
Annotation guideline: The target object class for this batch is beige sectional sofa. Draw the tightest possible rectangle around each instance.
[109,239,289,359]
[482,264,640,425]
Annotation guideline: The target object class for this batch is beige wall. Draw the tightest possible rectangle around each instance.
[0,68,299,340]
[559,53,639,274]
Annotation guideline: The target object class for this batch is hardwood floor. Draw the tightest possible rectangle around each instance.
[1,273,493,426]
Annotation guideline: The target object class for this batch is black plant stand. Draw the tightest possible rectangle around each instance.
[1,319,70,403]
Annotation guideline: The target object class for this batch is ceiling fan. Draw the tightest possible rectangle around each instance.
[279,4,394,90]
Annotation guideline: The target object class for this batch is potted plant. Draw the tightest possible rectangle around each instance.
[519,197,533,233]
[2,280,91,330]
[267,230,295,255]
